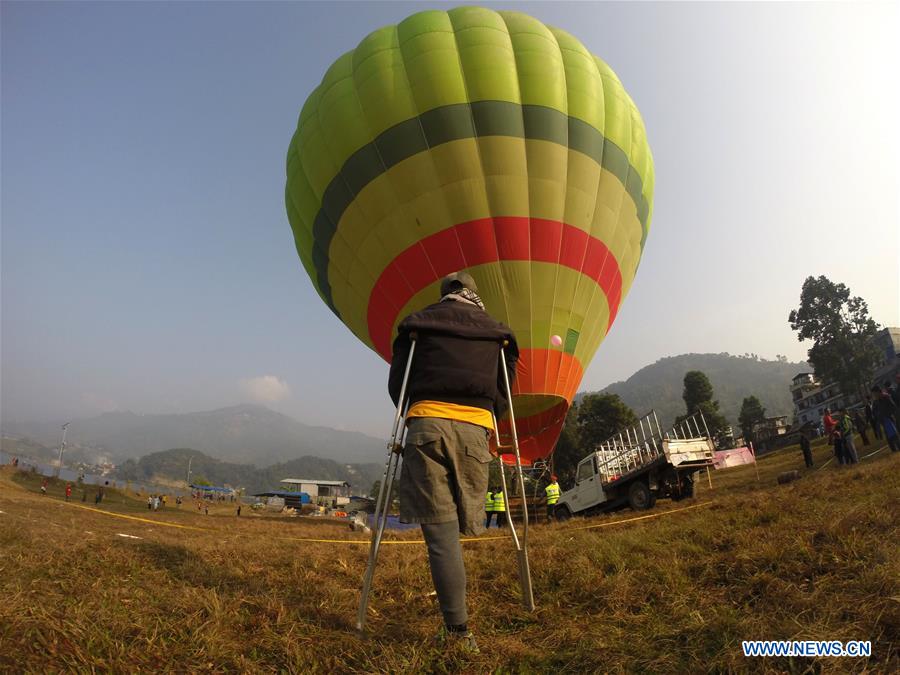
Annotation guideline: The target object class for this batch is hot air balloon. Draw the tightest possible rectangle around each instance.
[285,7,654,465]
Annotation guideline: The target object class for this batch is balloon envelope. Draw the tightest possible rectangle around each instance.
[286,7,654,464]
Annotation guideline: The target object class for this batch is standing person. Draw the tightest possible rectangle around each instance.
[799,434,814,468]
[544,475,561,523]
[871,386,900,452]
[852,410,870,446]
[865,396,882,440]
[839,408,859,464]
[483,488,496,529]
[491,488,506,528]
[65,483,72,502]
[147,496,153,511]
[40,478,48,495]
[822,408,843,464]
[389,271,518,652]
[236,504,241,517]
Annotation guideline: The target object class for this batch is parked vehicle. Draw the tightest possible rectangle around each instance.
[555,411,715,518]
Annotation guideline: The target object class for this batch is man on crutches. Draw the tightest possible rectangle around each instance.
[385,271,518,653]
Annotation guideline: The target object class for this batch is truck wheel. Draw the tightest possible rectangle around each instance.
[627,480,653,511]
[555,505,573,521]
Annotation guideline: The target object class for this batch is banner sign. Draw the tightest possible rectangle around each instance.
[713,446,756,469]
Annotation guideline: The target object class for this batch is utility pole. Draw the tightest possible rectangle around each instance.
[55,422,71,478]
[186,454,193,487]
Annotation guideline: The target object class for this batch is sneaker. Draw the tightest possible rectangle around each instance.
[434,625,480,654]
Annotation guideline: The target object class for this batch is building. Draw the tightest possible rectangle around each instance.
[790,373,845,428]
[751,416,790,450]
[871,327,900,388]
[279,478,351,505]
[789,327,900,429]
[251,490,311,509]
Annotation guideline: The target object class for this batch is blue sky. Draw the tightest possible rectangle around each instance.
[2,1,898,437]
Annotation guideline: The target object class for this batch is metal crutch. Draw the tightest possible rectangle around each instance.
[494,340,536,611]
[356,332,417,635]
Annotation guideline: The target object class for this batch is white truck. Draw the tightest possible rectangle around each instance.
[555,410,715,518]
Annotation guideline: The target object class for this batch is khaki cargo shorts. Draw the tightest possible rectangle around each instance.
[397,417,493,537]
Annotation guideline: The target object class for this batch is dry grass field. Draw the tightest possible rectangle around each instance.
[1,439,897,674]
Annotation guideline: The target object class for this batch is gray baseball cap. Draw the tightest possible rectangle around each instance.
[440,271,478,296]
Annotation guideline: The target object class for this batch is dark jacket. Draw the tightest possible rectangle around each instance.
[872,393,897,422]
[865,402,876,424]
[388,299,518,418]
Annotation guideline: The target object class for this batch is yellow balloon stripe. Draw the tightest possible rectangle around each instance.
[327,138,642,349]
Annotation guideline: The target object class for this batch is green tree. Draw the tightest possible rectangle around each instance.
[575,393,638,452]
[683,371,715,413]
[369,479,381,499]
[738,395,766,442]
[550,405,582,486]
[788,276,881,398]
[677,370,729,438]
[487,460,503,491]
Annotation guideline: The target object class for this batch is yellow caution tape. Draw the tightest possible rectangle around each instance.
[562,500,712,532]
[277,501,713,545]
[56,497,712,543]
[63,502,208,531]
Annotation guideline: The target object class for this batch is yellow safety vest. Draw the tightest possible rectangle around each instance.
[493,491,506,512]
[485,491,494,512]
[545,483,561,505]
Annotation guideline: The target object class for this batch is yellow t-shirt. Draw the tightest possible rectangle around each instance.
[406,400,494,431]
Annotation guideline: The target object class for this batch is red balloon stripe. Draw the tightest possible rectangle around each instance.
[366,216,624,360]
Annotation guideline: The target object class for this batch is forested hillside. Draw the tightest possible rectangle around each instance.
[115,448,383,495]
[597,353,808,427]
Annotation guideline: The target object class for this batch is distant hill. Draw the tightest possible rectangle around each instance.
[115,448,384,495]
[1,404,386,466]
[595,353,809,428]
[3,354,808,468]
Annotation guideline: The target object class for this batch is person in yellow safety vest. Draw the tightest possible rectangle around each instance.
[491,488,506,528]
[484,489,497,529]
[544,475,561,522]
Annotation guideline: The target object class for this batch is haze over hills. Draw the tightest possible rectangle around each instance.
[596,353,809,428]
[2,353,808,468]
[1,404,386,466]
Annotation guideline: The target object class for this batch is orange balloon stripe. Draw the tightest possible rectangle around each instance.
[495,349,582,463]
[366,217,623,360]
[498,399,569,465]
[514,348,584,403]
